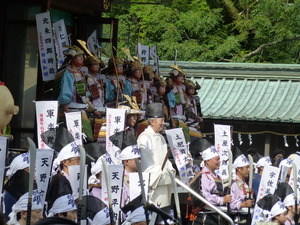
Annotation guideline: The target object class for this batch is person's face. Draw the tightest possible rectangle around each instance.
[127,114,138,127]
[116,64,123,75]
[72,54,84,67]
[206,156,221,171]
[125,158,140,172]
[275,211,287,225]
[29,209,43,225]
[286,167,292,182]
[89,64,100,74]
[150,118,164,133]
[133,69,142,80]
[64,210,78,222]
[175,75,184,84]
[157,86,166,95]
[237,165,250,180]
[275,154,284,161]
[65,157,80,166]
[187,88,195,96]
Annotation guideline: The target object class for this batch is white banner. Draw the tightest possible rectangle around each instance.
[52,19,69,69]
[0,137,8,198]
[102,165,124,221]
[35,149,54,208]
[289,155,300,199]
[214,124,232,179]
[68,165,80,199]
[165,128,194,185]
[106,108,126,164]
[65,111,82,145]
[137,43,150,65]
[150,45,159,73]
[35,101,58,149]
[87,30,98,55]
[129,172,150,201]
[251,165,280,225]
[36,11,57,81]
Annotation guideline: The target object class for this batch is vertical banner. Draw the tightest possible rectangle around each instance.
[35,101,58,149]
[150,44,159,74]
[251,166,280,225]
[102,165,124,221]
[52,19,69,69]
[69,165,81,200]
[65,112,82,145]
[106,108,126,164]
[165,128,194,185]
[35,149,54,208]
[36,11,57,81]
[289,155,300,199]
[0,137,8,206]
[214,124,232,179]
[129,172,150,201]
[137,43,150,65]
[87,30,98,55]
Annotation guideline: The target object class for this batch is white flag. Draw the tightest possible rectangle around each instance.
[87,30,98,55]
[52,19,69,69]
[65,111,82,145]
[102,165,124,221]
[35,149,54,208]
[166,128,194,185]
[137,43,150,65]
[214,124,232,179]
[251,165,280,225]
[35,101,58,149]
[36,11,57,81]
[129,172,150,201]
[106,108,126,164]
[0,137,8,198]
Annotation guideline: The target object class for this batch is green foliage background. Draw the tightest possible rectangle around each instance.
[103,0,300,63]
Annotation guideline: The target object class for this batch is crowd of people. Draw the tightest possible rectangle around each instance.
[2,43,300,225]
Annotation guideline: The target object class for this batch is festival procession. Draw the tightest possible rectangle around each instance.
[1,10,300,225]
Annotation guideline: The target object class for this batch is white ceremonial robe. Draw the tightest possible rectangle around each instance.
[137,126,174,207]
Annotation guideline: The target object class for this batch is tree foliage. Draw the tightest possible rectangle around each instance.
[104,0,300,63]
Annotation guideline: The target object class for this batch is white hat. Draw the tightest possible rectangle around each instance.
[283,193,295,207]
[91,207,110,225]
[53,141,80,170]
[279,158,293,168]
[269,201,287,220]
[47,194,77,217]
[256,156,272,168]
[7,190,43,225]
[117,145,141,161]
[124,206,146,223]
[201,146,219,161]
[6,152,29,178]
[233,154,249,169]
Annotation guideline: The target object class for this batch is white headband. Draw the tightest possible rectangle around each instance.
[53,141,80,170]
[6,152,29,178]
[283,193,295,207]
[124,206,146,223]
[256,156,271,168]
[201,146,219,161]
[7,190,43,225]
[279,158,293,168]
[47,194,77,217]
[118,145,141,161]
[269,201,287,220]
[233,155,249,169]
[91,207,110,225]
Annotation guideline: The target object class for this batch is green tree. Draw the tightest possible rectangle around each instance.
[104,0,300,63]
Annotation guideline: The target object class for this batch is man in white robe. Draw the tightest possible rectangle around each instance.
[137,102,175,208]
